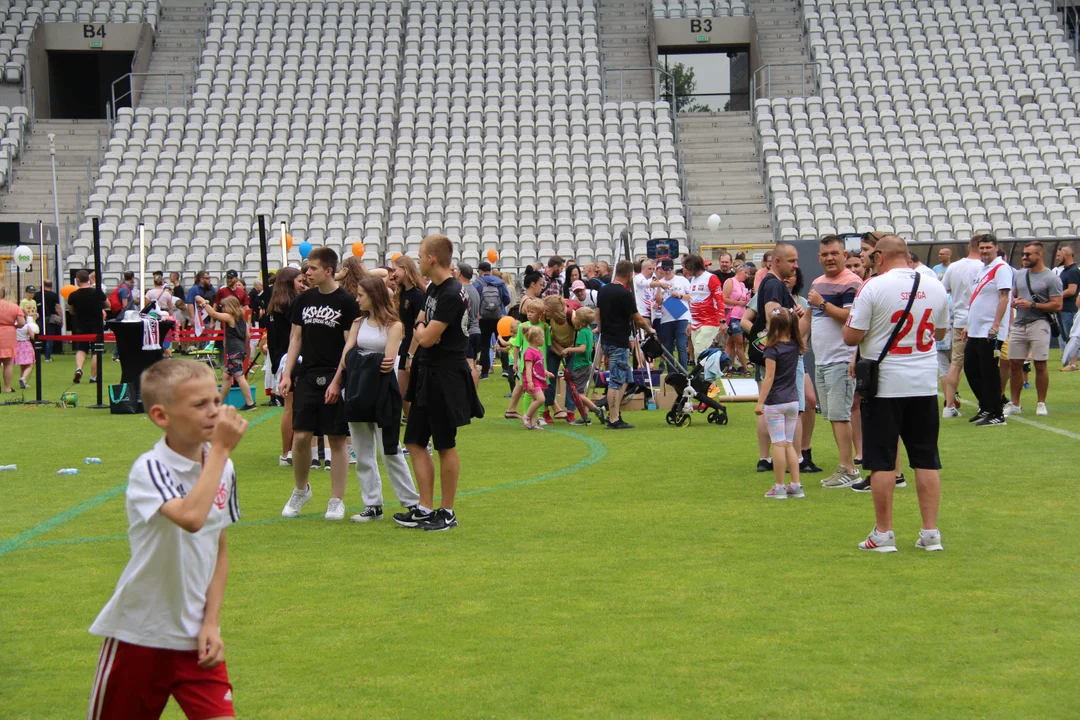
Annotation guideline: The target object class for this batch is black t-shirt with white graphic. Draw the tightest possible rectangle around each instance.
[416,277,469,368]
[289,287,359,371]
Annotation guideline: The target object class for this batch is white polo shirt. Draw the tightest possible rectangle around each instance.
[942,257,983,329]
[633,272,658,319]
[658,274,691,323]
[966,257,1014,339]
[847,268,949,398]
[90,437,239,651]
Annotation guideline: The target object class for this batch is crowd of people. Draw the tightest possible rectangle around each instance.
[71,228,1080,716]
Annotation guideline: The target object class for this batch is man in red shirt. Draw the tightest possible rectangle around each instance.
[214,270,249,310]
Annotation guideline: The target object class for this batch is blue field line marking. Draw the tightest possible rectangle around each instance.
[10,425,607,554]
[0,408,282,558]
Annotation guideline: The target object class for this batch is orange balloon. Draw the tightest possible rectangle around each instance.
[486,249,498,263]
[390,252,402,261]
[60,284,77,300]
[497,315,514,337]
[352,242,365,257]
[284,233,293,251]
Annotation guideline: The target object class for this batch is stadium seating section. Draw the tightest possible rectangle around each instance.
[0,106,28,190]
[69,0,687,281]
[652,0,748,18]
[759,0,1080,242]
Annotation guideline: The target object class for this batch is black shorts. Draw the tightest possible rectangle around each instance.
[403,399,458,451]
[468,333,483,361]
[860,395,941,472]
[292,370,349,437]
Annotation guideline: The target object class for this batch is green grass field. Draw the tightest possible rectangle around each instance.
[1,351,1078,718]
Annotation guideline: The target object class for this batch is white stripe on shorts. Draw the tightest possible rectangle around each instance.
[88,637,118,720]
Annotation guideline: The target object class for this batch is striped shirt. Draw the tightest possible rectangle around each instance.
[810,269,863,365]
[90,437,239,651]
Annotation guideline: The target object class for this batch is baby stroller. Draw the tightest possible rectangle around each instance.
[651,340,730,427]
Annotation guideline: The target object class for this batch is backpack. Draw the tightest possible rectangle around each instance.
[107,286,124,316]
[480,282,503,320]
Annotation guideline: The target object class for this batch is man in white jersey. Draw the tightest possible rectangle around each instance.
[941,235,985,417]
[844,235,948,553]
[655,257,691,370]
[88,360,247,719]
[962,234,1014,426]
[633,258,668,323]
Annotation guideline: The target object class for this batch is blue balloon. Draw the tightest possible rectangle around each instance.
[298,240,312,259]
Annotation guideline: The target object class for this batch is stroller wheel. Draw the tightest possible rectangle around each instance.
[707,410,721,424]
[665,410,678,425]
[675,413,692,427]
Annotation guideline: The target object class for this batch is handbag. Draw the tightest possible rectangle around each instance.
[1024,271,1060,338]
[855,273,920,400]
[109,383,140,414]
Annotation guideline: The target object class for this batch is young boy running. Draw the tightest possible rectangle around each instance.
[397,234,482,531]
[88,359,247,719]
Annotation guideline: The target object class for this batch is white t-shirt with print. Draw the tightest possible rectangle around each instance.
[633,273,659,319]
[941,257,983,329]
[847,268,949,398]
[658,274,691,323]
[966,258,1014,339]
[90,437,239,651]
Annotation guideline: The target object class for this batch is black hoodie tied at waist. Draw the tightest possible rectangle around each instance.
[343,350,402,455]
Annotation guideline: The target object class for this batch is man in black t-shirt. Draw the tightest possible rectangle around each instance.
[278,247,360,523]
[34,280,62,360]
[67,270,107,384]
[398,234,482,532]
[712,252,736,286]
[596,259,657,430]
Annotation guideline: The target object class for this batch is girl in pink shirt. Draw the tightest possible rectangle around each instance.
[522,325,553,430]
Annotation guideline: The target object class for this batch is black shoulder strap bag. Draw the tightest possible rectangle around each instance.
[855,273,920,401]
[1024,271,1060,338]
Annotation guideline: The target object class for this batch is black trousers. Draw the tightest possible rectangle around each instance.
[478,318,499,374]
[964,336,1003,418]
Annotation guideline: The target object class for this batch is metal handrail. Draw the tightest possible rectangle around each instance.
[110,72,188,117]
[1052,0,1080,62]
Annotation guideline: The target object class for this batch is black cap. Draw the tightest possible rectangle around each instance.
[478,261,492,272]
[25,285,37,293]
[225,269,239,279]
[659,258,674,270]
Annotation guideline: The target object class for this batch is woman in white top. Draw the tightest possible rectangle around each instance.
[332,276,419,522]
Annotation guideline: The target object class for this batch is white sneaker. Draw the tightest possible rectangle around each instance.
[278,452,292,467]
[858,527,898,553]
[325,497,345,520]
[1036,402,1048,416]
[281,485,312,518]
[916,529,943,552]
[348,445,357,464]
[942,406,962,418]
[1003,402,1022,416]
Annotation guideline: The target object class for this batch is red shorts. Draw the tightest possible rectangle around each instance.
[87,637,234,720]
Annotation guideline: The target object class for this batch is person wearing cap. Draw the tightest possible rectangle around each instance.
[656,258,691,369]
[214,270,250,310]
[570,279,597,310]
[472,260,510,380]
[21,286,38,318]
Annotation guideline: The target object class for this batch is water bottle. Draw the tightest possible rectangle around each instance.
[0,464,17,472]
[84,457,103,465]
[56,468,80,476]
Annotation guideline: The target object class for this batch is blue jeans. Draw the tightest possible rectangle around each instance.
[658,319,688,371]
[1058,311,1075,342]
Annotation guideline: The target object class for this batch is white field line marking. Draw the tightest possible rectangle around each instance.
[939,393,1080,440]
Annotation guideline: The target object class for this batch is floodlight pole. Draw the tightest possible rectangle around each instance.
[49,134,64,309]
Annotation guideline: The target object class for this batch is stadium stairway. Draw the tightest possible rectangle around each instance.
[0,119,105,226]
[751,0,812,97]
[679,111,773,245]
[137,0,205,107]
[599,0,656,102]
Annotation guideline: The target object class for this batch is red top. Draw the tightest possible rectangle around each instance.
[687,272,725,329]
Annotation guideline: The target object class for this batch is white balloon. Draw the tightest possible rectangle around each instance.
[707,214,722,232]
[13,245,33,271]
